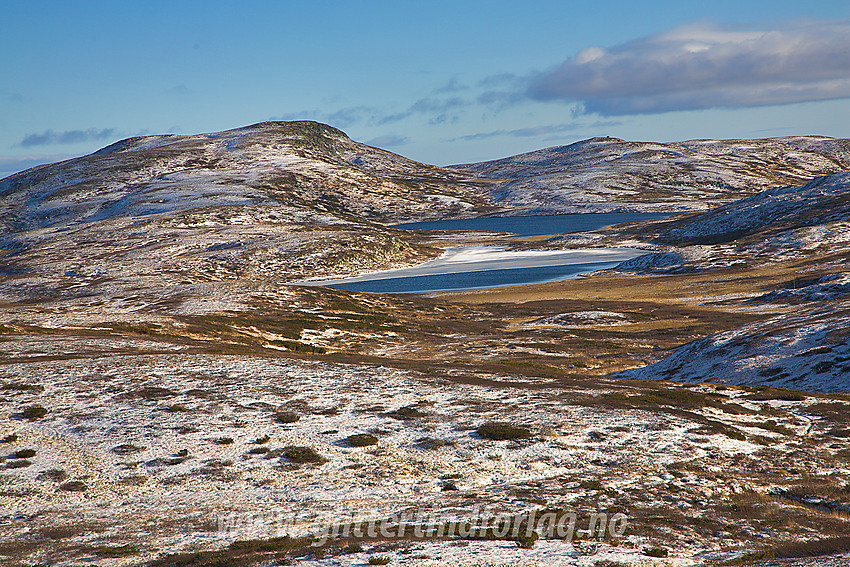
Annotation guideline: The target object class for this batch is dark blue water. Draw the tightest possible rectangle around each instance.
[393,212,670,238]
[325,260,624,294]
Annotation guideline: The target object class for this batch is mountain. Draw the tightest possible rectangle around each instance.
[0,121,499,295]
[452,136,850,213]
[1,120,491,231]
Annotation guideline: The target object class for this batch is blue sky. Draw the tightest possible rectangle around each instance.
[2,1,850,177]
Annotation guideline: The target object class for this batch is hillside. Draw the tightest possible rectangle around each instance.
[1,120,492,231]
[453,136,850,213]
[0,122,502,313]
[611,172,850,391]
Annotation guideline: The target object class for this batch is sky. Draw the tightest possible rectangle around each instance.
[2,1,850,178]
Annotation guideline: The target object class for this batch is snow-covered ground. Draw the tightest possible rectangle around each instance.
[1,350,843,566]
[298,246,646,288]
[454,136,850,214]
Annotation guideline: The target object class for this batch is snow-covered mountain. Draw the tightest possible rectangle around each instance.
[1,120,492,233]
[0,122,498,292]
[453,136,850,213]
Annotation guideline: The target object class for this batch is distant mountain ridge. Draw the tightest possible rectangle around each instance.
[453,135,850,214]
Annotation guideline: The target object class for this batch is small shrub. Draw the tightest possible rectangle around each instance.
[6,459,32,469]
[0,433,18,444]
[37,469,68,482]
[14,448,36,459]
[111,443,145,455]
[476,422,531,441]
[283,446,325,464]
[214,437,234,445]
[580,479,603,490]
[386,405,425,420]
[91,544,139,557]
[441,481,459,491]
[167,404,191,412]
[228,534,313,553]
[347,434,378,447]
[515,530,538,549]
[643,546,668,557]
[22,405,48,421]
[58,480,87,492]
[343,543,363,553]
[723,428,747,441]
[275,412,300,424]
[368,556,391,565]
[254,435,271,444]
[248,447,269,454]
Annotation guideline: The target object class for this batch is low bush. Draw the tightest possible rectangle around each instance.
[90,544,139,557]
[214,437,234,445]
[37,469,68,482]
[514,530,538,549]
[283,446,325,464]
[22,405,48,420]
[112,443,145,455]
[368,556,391,565]
[643,546,668,557]
[476,422,531,441]
[58,480,87,492]
[14,448,36,459]
[386,406,425,420]
[347,434,378,447]
[275,412,300,424]
[580,479,603,490]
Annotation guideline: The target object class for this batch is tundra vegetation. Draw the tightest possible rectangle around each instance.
[0,123,848,565]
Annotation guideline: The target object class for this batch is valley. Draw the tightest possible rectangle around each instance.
[0,122,848,566]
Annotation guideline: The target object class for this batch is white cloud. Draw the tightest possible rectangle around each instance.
[527,20,850,115]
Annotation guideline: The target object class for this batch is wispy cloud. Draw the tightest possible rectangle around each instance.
[525,20,850,115]
[447,120,620,142]
[272,106,382,128]
[377,96,468,125]
[1,90,29,103]
[434,78,468,94]
[19,128,118,147]
[366,134,409,147]
[276,96,470,129]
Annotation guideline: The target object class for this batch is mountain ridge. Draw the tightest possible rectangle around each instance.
[453,134,850,213]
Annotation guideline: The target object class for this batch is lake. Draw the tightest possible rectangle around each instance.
[299,212,665,294]
[322,258,631,294]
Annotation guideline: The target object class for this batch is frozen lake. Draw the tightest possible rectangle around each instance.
[300,213,662,294]
[310,246,645,293]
